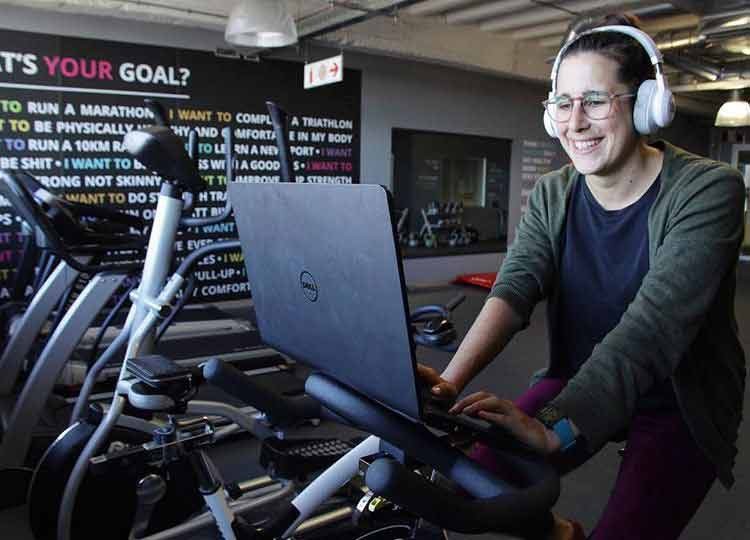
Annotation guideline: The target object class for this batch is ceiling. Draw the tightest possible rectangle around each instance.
[4,0,750,117]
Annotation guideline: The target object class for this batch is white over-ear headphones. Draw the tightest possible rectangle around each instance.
[544,25,675,138]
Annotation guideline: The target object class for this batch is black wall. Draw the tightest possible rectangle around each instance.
[0,29,362,301]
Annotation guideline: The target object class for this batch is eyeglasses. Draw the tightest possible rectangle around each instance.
[542,92,636,122]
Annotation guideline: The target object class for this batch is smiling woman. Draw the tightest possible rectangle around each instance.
[554,52,663,208]
[419,12,747,540]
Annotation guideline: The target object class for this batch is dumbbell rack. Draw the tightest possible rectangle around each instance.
[419,202,463,247]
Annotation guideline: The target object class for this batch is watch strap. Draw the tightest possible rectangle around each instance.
[536,404,577,452]
[552,417,577,451]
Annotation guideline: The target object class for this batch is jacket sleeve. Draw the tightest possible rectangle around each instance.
[489,173,558,326]
[550,164,745,451]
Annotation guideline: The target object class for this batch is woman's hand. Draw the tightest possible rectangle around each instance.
[416,363,460,402]
[451,391,561,454]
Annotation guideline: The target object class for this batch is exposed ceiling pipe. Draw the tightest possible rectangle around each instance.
[656,32,706,50]
[625,2,678,17]
[672,79,750,92]
[1,0,226,29]
[511,20,570,40]
[700,23,750,41]
[665,54,721,80]
[643,14,700,33]
[479,0,656,33]
[701,8,750,22]
[517,13,697,43]
[446,0,534,25]
[404,0,476,16]
[301,0,430,40]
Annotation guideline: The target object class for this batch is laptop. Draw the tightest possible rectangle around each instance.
[228,182,509,441]
[228,182,424,421]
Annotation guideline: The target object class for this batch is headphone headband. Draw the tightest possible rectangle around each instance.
[543,23,675,138]
[549,25,665,94]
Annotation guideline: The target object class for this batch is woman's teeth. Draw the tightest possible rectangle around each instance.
[573,139,601,151]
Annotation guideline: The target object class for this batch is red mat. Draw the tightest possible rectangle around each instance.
[453,272,497,289]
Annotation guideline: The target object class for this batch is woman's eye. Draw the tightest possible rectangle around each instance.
[584,97,608,107]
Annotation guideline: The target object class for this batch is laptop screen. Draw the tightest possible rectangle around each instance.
[228,182,422,421]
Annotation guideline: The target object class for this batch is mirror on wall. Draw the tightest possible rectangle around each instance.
[391,129,511,258]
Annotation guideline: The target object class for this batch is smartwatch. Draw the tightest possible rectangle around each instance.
[536,404,577,452]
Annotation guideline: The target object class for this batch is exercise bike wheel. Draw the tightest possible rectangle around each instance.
[28,417,203,540]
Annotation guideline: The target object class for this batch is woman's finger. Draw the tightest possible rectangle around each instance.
[450,391,492,413]
[462,396,508,416]
[464,396,516,415]
[416,363,439,383]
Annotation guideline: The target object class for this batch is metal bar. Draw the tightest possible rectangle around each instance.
[116,0,225,19]
[0,259,86,395]
[671,79,750,92]
[0,272,128,467]
[406,0,475,16]
[141,484,295,540]
[664,53,721,80]
[302,0,431,40]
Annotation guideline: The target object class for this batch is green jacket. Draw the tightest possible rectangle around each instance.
[490,141,746,488]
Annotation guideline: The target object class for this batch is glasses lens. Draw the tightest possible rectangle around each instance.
[582,94,611,120]
[550,97,572,121]
[548,94,615,121]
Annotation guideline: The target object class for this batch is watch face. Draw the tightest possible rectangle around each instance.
[536,405,564,428]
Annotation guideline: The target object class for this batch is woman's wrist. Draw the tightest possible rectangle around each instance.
[536,405,580,453]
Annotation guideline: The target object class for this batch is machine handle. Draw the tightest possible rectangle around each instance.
[203,358,321,428]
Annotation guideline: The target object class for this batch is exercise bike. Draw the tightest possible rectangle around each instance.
[46,102,471,540]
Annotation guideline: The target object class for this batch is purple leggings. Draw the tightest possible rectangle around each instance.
[471,378,717,540]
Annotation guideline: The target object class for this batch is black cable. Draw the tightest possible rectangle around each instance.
[155,274,197,343]
[33,252,57,292]
[86,277,138,368]
[42,273,82,349]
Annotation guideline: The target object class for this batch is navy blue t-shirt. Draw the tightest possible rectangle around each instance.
[555,175,676,411]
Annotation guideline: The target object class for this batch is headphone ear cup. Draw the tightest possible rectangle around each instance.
[544,109,558,138]
[654,87,675,128]
[633,79,657,135]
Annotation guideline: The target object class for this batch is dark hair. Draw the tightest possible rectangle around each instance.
[560,13,655,91]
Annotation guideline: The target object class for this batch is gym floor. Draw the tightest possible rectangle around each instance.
[3,264,750,539]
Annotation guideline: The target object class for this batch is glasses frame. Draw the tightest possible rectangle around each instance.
[542,91,636,122]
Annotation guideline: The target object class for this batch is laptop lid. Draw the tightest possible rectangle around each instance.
[228,182,422,421]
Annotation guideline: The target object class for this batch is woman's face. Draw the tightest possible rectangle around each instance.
[554,52,639,179]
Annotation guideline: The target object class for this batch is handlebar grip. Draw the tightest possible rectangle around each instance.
[63,200,145,229]
[305,372,560,535]
[222,127,234,184]
[202,358,320,428]
[445,294,466,312]
[266,101,292,183]
[188,130,199,168]
[145,98,169,127]
[366,457,556,536]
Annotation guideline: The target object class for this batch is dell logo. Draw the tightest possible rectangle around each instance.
[300,271,318,302]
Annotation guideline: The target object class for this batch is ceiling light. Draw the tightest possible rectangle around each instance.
[715,89,750,127]
[722,16,750,28]
[225,0,298,48]
[722,36,750,55]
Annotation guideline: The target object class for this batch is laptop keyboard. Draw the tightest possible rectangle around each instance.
[420,387,534,453]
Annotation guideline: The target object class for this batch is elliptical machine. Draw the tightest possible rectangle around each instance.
[34,102,348,540]
[46,101,477,540]
[0,169,146,507]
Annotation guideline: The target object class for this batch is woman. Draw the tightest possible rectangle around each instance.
[420,14,745,540]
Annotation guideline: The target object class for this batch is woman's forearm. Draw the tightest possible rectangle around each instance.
[441,296,524,393]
